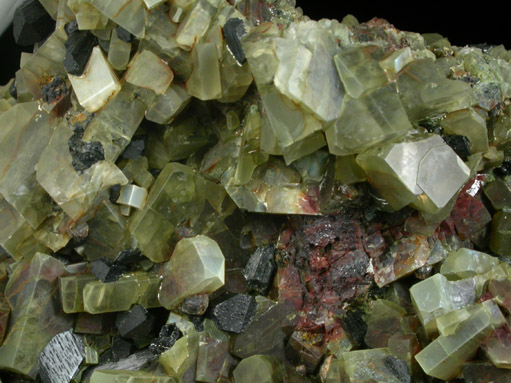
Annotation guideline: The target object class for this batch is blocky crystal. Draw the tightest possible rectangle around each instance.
[159,235,225,309]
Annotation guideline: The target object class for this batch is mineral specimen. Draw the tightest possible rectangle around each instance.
[3,1,511,382]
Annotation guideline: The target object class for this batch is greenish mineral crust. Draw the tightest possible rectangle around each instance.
[158,235,225,309]
[4,1,511,382]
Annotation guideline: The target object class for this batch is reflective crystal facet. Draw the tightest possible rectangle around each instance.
[158,235,225,309]
[68,46,121,113]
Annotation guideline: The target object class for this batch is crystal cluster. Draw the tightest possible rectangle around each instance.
[1,0,511,382]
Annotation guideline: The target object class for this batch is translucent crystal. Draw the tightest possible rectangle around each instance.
[82,85,147,162]
[0,101,53,229]
[374,234,431,287]
[484,179,511,211]
[125,50,174,95]
[146,116,213,168]
[186,42,222,100]
[108,30,131,71]
[379,47,414,77]
[117,185,148,209]
[60,273,97,314]
[222,157,320,215]
[338,348,410,383]
[490,211,511,256]
[274,37,343,122]
[334,44,387,98]
[196,333,230,383]
[233,355,283,383]
[175,0,222,50]
[158,235,225,309]
[397,58,473,121]
[326,84,412,156]
[410,273,477,335]
[415,302,504,380]
[145,83,191,125]
[0,253,73,378]
[356,135,470,212]
[0,196,34,260]
[260,88,323,152]
[440,109,489,153]
[68,0,108,30]
[68,46,121,113]
[159,333,199,377]
[83,272,161,314]
[36,123,128,221]
[91,370,174,383]
[88,0,147,38]
[334,155,366,185]
[440,248,500,280]
[143,0,167,10]
[364,300,407,348]
[129,162,234,262]
[82,200,130,261]
[230,297,292,358]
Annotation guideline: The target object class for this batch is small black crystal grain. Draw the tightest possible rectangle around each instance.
[223,18,247,64]
[121,138,146,159]
[111,336,133,361]
[495,159,511,177]
[149,324,182,355]
[116,249,145,265]
[9,80,17,100]
[90,258,126,283]
[68,134,105,172]
[116,305,156,342]
[116,26,134,43]
[64,21,79,36]
[442,134,471,160]
[63,29,97,76]
[180,294,209,316]
[384,356,411,383]
[341,308,368,347]
[212,294,257,334]
[243,244,276,294]
[41,75,69,104]
[13,0,55,46]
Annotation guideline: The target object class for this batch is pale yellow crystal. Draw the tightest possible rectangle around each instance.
[68,46,121,113]
[125,50,174,95]
[158,235,225,309]
[186,42,222,100]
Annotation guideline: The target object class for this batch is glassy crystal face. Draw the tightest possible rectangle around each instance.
[68,46,121,113]
[158,235,225,309]
[357,135,470,212]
